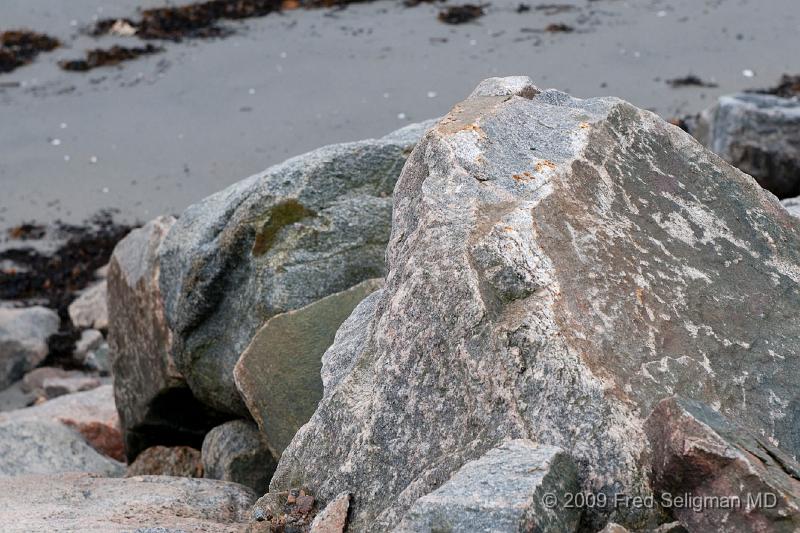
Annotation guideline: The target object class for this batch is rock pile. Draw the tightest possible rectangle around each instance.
[1,76,799,532]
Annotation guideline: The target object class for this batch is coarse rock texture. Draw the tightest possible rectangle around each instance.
[0,306,59,389]
[108,216,230,461]
[0,418,124,477]
[234,278,384,456]
[0,472,256,532]
[73,328,104,363]
[202,419,275,494]
[394,440,580,533]
[0,385,124,461]
[646,396,800,532]
[693,92,800,199]
[310,491,351,533]
[127,445,203,478]
[68,279,109,330]
[159,120,435,416]
[271,77,800,531]
[782,196,800,219]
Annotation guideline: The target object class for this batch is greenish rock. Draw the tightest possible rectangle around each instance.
[159,121,435,416]
[234,278,383,456]
[394,440,580,533]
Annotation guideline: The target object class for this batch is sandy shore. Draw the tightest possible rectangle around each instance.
[0,0,798,232]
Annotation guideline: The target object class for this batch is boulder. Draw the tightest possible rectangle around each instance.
[234,278,384,456]
[0,472,256,532]
[693,92,800,198]
[68,280,108,330]
[310,491,351,533]
[0,385,124,461]
[0,418,124,477]
[394,440,580,533]
[646,396,800,533]
[0,306,59,389]
[21,366,102,399]
[107,216,230,461]
[159,120,435,416]
[127,445,203,477]
[202,419,275,494]
[270,77,800,531]
[73,328,104,362]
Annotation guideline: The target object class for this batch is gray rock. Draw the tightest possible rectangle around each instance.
[68,280,109,330]
[0,306,59,389]
[107,216,230,461]
[0,384,124,461]
[782,196,800,218]
[271,77,800,531]
[202,419,275,494]
[74,328,104,362]
[234,278,384,456]
[646,396,800,533]
[127,445,203,478]
[0,472,256,532]
[159,120,435,416]
[201,420,278,494]
[0,418,124,477]
[694,92,800,198]
[42,373,101,398]
[395,440,580,533]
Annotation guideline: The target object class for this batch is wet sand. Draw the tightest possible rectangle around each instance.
[0,0,798,231]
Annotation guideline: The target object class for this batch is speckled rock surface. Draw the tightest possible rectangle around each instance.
[271,77,800,531]
[394,440,580,533]
[0,418,124,477]
[694,92,800,198]
[234,278,383,456]
[127,445,203,478]
[646,396,800,533]
[159,121,435,416]
[0,306,59,389]
[0,472,256,532]
[202,419,275,494]
[108,216,230,461]
[310,491,351,533]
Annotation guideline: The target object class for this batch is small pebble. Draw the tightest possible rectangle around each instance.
[51,139,61,146]
[397,112,407,120]
[90,156,98,164]
[742,69,755,78]
[427,91,438,98]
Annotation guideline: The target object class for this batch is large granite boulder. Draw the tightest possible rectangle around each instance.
[0,418,124,477]
[234,278,383,456]
[270,77,800,531]
[646,396,800,533]
[159,121,435,416]
[394,440,580,533]
[108,216,230,461]
[202,419,275,494]
[693,92,800,198]
[0,472,256,532]
[0,306,59,389]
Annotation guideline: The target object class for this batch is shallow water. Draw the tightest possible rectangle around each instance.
[0,0,798,231]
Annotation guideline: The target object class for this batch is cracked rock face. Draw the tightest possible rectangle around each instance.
[270,77,800,531]
[646,396,800,532]
[158,121,435,416]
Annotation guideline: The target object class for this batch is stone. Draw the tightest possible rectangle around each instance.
[394,440,579,533]
[693,92,800,198]
[127,445,203,478]
[599,525,630,533]
[0,418,124,477]
[271,77,800,531]
[0,306,59,389]
[0,385,124,461]
[159,120,436,416]
[74,328,104,362]
[0,472,256,532]
[42,374,101,398]
[202,419,275,494]
[782,196,800,218]
[646,396,800,533]
[107,216,230,461]
[68,280,109,330]
[234,278,384,456]
[310,491,351,533]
